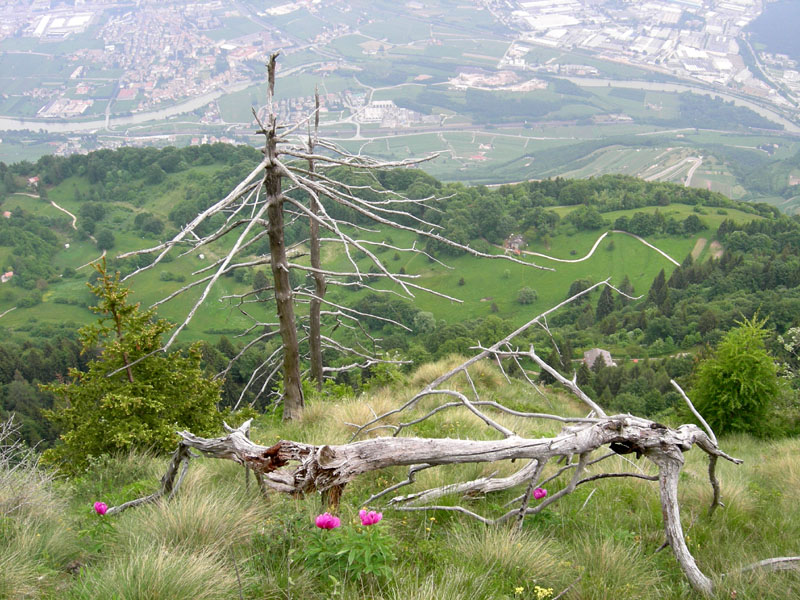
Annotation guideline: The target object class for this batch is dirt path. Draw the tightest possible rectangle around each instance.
[77,249,107,271]
[506,230,680,267]
[12,193,79,231]
[691,238,707,260]
[50,200,78,230]
[684,156,703,187]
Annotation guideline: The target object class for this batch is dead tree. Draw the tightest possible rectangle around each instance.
[102,281,800,596]
[306,88,325,391]
[116,53,548,418]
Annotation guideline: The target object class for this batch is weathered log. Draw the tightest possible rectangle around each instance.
[171,416,734,495]
[103,415,742,596]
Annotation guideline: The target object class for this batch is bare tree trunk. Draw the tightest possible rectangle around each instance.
[307,89,326,391]
[651,449,714,596]
[265,166,304,419]
[264,55,303,420]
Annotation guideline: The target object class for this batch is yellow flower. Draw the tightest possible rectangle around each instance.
[514,586,525,596]
[533,585,554,600]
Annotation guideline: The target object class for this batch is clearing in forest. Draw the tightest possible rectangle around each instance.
[691,237,707,260]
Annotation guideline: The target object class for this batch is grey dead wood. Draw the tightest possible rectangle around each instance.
[113,53,549,416]
[103,281,758,596]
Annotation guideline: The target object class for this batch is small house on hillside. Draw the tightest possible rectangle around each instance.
[584,348,616,369]
[1,271,13,283]
[504,234,526,253]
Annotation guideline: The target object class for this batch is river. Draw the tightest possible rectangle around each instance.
[746,0,800,63]
[3,73,798,136]
[0,62,320,134]
[0,81,254,133]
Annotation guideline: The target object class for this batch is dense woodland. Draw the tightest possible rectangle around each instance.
[1,145,800,446]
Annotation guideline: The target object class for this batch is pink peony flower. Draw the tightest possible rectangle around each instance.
[315,512,341,529]
[533,488,547,500]
[359,509,383,526]
[93,501,108,516]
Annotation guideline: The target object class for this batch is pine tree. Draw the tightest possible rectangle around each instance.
[595,286,615,321]
[42,261,223,473]
[648,269,668,308]
[617,275,635,307]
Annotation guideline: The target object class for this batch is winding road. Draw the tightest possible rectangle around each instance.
[508,230,680,267]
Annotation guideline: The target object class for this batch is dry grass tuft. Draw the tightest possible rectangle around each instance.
[117,483,267,555]
[573,538,663,599]
[409,354,502,392]
[381,566,492,600]
[68,545,239,600]
[450,525,561,582]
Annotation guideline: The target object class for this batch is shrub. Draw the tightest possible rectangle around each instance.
[517,287,537,305]
[691,315,780,437]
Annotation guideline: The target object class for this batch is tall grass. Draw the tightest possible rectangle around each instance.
[67,546,240,600]
[115,477,268,554]
[0,417,79,598]
[4,361,800,599]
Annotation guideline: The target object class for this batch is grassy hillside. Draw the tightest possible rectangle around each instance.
[0,163,266,342]
[4,359,799,599]
[0,164,765,340]
[321,203,760,328]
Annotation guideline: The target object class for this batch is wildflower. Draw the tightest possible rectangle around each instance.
[533,487,547,500]
[315,512,341,529]
[93,502,108,516]
[514,586,525,596]
[359,509,383,526]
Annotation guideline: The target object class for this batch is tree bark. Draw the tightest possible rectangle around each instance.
[265,167,304,419]
[308,89,326,391]
[650,448,714,596]
[264,55,303,420]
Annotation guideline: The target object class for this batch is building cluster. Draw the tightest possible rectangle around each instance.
[37,98,94,118]
[358,100,436,128]
[491,0,793,106]
[260,91,350,126]
[2,0,293,118]
[760,53,800,105]
[96,6,275,113]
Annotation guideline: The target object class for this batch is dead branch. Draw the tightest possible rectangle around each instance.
[730,557,800,574]
[109,412,739,595]
[349,280,615,441]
